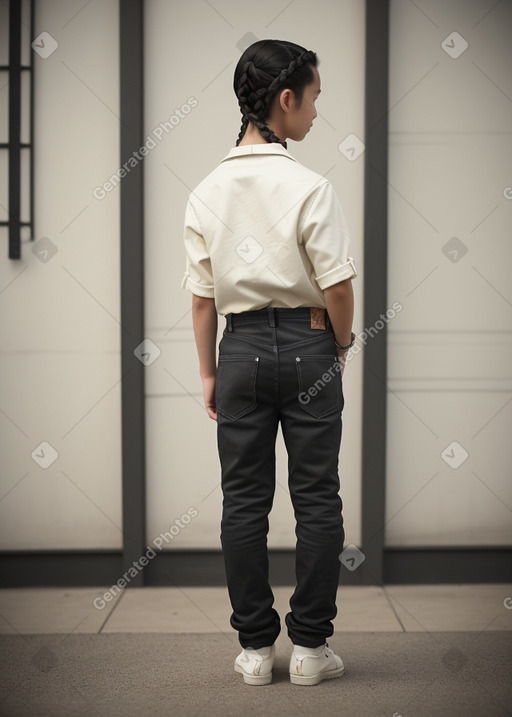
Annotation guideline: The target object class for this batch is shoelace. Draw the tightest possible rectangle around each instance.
[324,642,335,658]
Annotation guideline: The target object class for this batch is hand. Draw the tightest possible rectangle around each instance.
[336,349,348,377]
[201,375,217,421]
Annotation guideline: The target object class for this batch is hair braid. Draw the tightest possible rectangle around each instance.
[263,51,315,108]
[234,43,317,148]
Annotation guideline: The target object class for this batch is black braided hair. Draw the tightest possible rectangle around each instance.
[233,40,318,149]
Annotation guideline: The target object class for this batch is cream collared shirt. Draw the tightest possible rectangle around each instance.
[181,143,357,316]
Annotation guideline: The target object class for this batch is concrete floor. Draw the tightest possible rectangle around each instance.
[0,584,511,716]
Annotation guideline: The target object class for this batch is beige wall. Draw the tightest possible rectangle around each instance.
[143,0,366,549]
[3,0,507,556]
[0,0,122,549]
[386,0,512,545]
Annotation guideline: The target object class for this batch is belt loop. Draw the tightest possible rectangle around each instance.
[267,306,276,327]
[227,313,233,332]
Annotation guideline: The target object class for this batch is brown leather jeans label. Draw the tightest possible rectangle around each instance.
[310,307,326,330]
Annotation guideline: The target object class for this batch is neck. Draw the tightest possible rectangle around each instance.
[238,120,285,146]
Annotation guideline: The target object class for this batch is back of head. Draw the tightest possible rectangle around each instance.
[233,39,318,149]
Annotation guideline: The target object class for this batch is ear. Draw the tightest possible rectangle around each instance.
[277,87,295,114]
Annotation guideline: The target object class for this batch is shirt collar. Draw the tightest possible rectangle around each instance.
[219,143,299,164]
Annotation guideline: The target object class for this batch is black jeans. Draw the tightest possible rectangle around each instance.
[215,306,345,649]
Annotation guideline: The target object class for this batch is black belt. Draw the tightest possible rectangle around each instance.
[225,306,331,331]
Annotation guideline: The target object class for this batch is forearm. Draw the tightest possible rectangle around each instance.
[323,279,354,349]
[191,295,218,378]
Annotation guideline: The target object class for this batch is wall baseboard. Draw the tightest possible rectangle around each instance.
[0,548,510,588]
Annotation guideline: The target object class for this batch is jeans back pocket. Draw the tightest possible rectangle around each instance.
[296,354,343,418]
[216,354,259,421]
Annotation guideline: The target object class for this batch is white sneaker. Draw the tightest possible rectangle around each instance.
[289,641,345,685]
[234,643,275,685]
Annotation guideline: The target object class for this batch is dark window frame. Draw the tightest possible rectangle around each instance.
[1,0,35,259]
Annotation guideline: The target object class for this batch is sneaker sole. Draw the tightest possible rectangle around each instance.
[290,665,345,686]
[234,664,272,686]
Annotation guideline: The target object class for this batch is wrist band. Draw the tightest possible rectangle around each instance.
[334,331,356,351]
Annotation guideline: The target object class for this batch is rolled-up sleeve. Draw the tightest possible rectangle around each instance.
[299,181,358,290]
[181,196,215,298]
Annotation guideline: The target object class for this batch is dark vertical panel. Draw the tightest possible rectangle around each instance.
[120,0,146,585]
[9,0,21,259]
[360,0,390,584]
[30,0,34,241]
